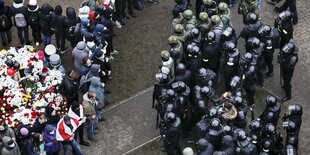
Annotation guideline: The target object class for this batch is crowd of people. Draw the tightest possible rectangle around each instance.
[0,0,160,155]
[153,0,301,154]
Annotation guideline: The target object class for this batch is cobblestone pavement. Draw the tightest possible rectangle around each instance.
[82,0,310,154]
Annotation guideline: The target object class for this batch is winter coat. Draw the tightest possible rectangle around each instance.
[64,7,81,40]
[80,18,91,37]
[30,118,46,134]
[26,4,40,29]
[72,41,90,75]
[93,57,111,82]
[0,1,13,31]
[89,76,105,109]
[15,124,30,154]
[82,93,97,120]
[10,3,28,27]
[43,125,61,153]
[60,75,79,104]
[45,107,61,126]
[1,136,21,155]
[38,3,53,36]
[88,64,100,79]
[0,126,15,146]
[26,140,45,155]
[50,5,66,33]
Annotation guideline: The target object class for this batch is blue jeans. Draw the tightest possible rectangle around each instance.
[62,139,83,155]
[86,119,96,139]
[42,35,52,46]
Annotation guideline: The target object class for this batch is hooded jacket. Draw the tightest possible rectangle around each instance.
[88,64,100,79]
[82,92,97,120]
[89,76,105,109]
[30,118,46,134]
[72,41,90,75]
[43,125,61,153]
[0,125,15,146]
[0,1,13,31]
[64,7,81,39]
[38,3,53,36]
[50,5,66,33]
[1,136,21,155]
[61,74,79,104]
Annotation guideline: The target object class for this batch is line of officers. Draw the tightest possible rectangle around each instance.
[153,0,301,155]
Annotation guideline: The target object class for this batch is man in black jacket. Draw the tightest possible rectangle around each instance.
[51,5,68,54]
[64,7,81,48]
[61,70,79,108]
[26,0,41,45]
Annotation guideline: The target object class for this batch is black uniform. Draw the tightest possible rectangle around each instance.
[197,138,215,155]
[200,1,218,17]
[236,129,258,155]
[240,13,263,44]
[275,0,298,24]
[274,11,294,49]
[223,42,240,91]
[202,31,221,73]
[278,42,298,101]
[247,37,265,86]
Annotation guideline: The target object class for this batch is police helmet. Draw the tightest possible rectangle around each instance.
[160,50,170,61]
[197,138,209,149]
[174,24,185,33]
[232,96,243,107]
[164,112,176,124]
[172,6,182,18]
[288,104,303,116]
[176,63,186,74]
[209,107,218,118]
[199,12,209,22]
[258,25,272,37]
[200,86,214,97]
[218,2,228,12]
[281,42,296,55]
[155,73,168,84]
[265,123,276,135]
[241,52,253,63]
[283,120,297,133]
[265,95,277,107]
[223,41,236,52]
[211,15,221,25]
[205,31,216,43]
[210,118,221,129]
[202,0,213,5]
[249,119,262,131]
[222,125,232,135]
[230,76,241,88]
[166,89,176,100]
[247,37,261,48]
[279,10,294,21]
[189,28,199,38]
[237,129,247,141]
[183,9,194,20]
[246,13,258,24]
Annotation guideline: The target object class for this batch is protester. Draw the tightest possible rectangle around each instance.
[1,136,21,155]
[26,0,41,46]
[43,124,61,155]
[0,1,13,46]
[82,92,97,140]
[51,5,68,54]
[26,133,46,155]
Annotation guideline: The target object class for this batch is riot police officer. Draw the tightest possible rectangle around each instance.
[231,96,248,128]
[202,31,221,73]
[258,24,280,77]
[248,118,263,147]
[159,112,182,155]
[239,13,263,41]
[274,11,294,48]
[239,52,256,106]
[260,123,284,154]
[274,0,298,24]
[247,37,265,86]
[278,42,298,102]
[195,68,217,87]
[168,36,183,64]
[200,0,218,17]
[222,41,240,91]
[197,138,215,155]
[186,45,203,74]
[282,104,302,134]
[183,10,198,31]
[282,120,299,155]
[222,26,237,45]
[175,0,189,12]
[218,2,232,29]
[174,63,192,86]
[153,73,171,110]
[219,135,235,155]
[235,129,258,154]
[184,28,201,53]
[205,118,223,149]
[198,12,212,38]
[259,95,281,126]
[237,0,259,24]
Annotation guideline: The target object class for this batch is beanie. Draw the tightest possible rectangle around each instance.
[20,127,29,136]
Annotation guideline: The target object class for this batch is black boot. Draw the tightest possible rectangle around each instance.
[281,96,291,102]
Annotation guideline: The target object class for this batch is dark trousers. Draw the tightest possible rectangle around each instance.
[164,140,182,155]
[30,26,41,44]
[282,67,294,98]
[243,84,256,106]
[195,0,203,17]
[115,0,126,18]
[0,30,11,46]
[127,0,134,15]
[263,50,274,74]
[256,61,264,86]
[47,152,59,155]
[278,0,298,23]
[69,38,78,48]
[55,31,66,50]
[17,26,30,45]
[74,123,86,143]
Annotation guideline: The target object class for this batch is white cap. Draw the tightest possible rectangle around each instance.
[183,147,194,155]
[45,44,56,56]
[29,0,37,6]
[79,6,90,19]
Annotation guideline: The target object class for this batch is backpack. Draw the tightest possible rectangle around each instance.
[79,71,91,94]
[14,13,27,28]
[0,14,12,30]
[28,12,39,26]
